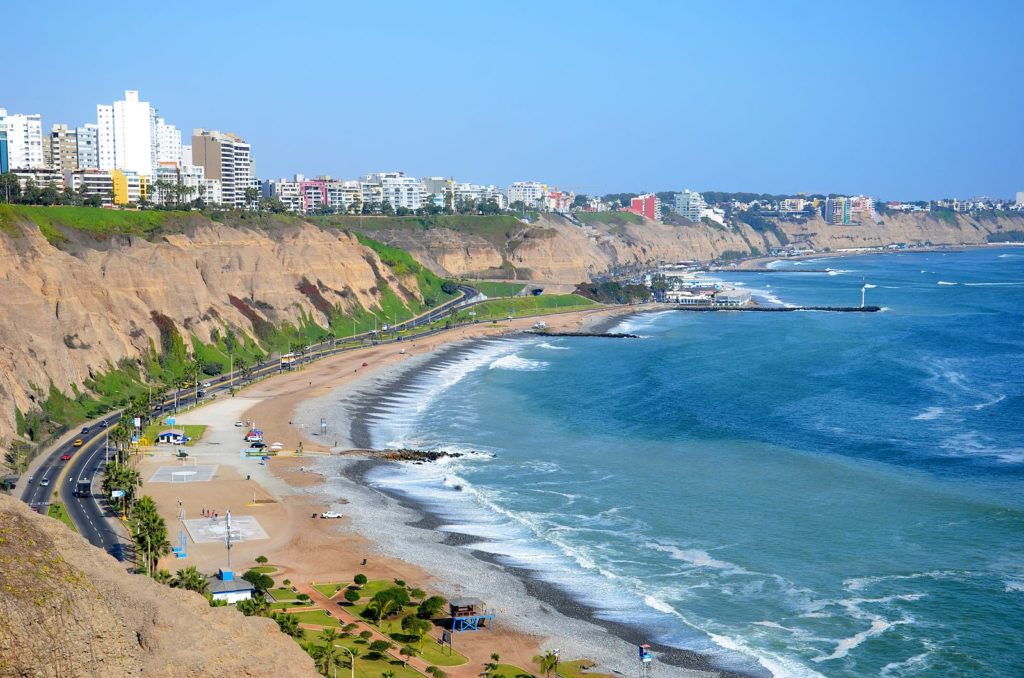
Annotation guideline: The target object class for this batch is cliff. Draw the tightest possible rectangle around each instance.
[345,211,1022,282]
[0,492,318,677]
[0,206,437,465]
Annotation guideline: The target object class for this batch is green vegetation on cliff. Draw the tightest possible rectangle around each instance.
[575,211,643,226]
[316,213,529,252]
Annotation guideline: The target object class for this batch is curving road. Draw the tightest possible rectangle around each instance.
[17,284,484,559]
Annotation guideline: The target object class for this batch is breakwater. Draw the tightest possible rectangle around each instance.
[703,268,833,273]
[531,331,641,338]
[674,305,881,313]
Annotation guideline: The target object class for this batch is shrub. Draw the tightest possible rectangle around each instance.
[417,595,446,619]
[344,589,361,603]
[354,573,368,586]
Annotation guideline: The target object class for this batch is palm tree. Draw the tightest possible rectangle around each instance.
[483,652,501,677]
[367,592,398,625]
[310,643,341,676]
[399,645,418,667]
[272,612,301,637]
[381,671,396,678]
[533,651,559,678]
[131,496,170,574]
[171,565,209,593]
[319,628,338,644]
[236,595,270,617]
[154,569,173,585]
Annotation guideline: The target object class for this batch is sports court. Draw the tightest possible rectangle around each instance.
[148,465,219,483]
[183,514,269,543]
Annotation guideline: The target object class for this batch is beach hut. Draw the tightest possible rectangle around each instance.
[156,429,187,444]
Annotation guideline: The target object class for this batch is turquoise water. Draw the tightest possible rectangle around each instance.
[365,248,1024,677]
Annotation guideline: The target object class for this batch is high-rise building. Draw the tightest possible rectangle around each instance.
[48,124,79,172]
[630,193,661,221]
[0,128,8,173]
[0,109,45,169]
[191,129,253,208]
[112,90,157,176]
[673,189,705,221]
[823,196,851,225]
[76,124,99,169]
[156,117,182,165]
[1015,191,1024,208]
[96,104,115,170]
[508,181,547,208]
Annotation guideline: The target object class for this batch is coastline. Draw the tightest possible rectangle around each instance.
[287,317,758,677]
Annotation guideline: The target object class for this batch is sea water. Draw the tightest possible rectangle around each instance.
[362,248,1024,677]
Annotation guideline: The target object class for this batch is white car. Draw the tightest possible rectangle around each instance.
[203,382,212,388]
[235,421,244,427]
[40,478,50,487]
[320,511,343,519]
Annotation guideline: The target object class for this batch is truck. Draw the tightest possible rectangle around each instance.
[73,480,91,498]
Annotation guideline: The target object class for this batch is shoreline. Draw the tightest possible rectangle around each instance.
[290,322,759,677]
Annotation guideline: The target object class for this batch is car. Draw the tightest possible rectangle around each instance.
[197,390,206,398]
[320,511,343,519]
[235,420,244,427]
[202,381,212,388]
[73,438,84,447]
[40,478,50,487]
[99,419,107,428]
[81,426,90,434]
[362,362,369,367]
[60,453,71,461]
[250,441,266,449]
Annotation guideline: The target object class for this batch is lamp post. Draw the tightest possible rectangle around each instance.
[335,645,355,678]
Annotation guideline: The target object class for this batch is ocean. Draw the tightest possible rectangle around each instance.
[356,248,1024,677]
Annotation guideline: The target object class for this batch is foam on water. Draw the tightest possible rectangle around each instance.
[537,342,571,350]
[489,354,548,371]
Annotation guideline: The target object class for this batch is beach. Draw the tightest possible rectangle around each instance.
[139,304,727,678]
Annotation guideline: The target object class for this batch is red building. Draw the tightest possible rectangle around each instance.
[627,193,661,221]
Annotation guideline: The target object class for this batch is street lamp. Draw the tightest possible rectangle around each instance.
[335,645,355,678]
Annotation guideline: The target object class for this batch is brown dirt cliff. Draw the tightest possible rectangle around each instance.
[0,492,317,677]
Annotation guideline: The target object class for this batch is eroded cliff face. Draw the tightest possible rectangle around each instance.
[357,211,1019,283]
[0,215,422,450]
[0,493,318,677]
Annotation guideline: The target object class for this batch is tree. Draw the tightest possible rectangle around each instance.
[0,173,21,203]
[272,612,302,637]
[382,671,396,678]
[171,565,209,593]
[344,588,361,604]
[381,200,395,216]
[354,573,368,587]
[417,595,446,619]
[366,594,398,625]
[533,651,559,678]
[368,639,393,657]
[236,595,270,617]
[154,569,173,585]
[409,587,426,601]
[400,614,431,647]
[241,569,274,593]
[400,645,418,667]
[244,186,260,209]
[319,628,339,644]
[310,643,342,676]
[131,495,170,575]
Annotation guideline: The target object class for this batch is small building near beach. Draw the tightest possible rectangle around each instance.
[156,429,187,444]
[206,569,255,604]
[714,289,752,307]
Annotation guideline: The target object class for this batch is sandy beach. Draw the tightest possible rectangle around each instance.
[137,305,731,678]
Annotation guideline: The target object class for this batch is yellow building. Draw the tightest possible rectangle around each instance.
[111,169,148,206]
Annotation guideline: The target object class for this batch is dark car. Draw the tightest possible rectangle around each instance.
[250,441,267,449]
[81,426,90,434]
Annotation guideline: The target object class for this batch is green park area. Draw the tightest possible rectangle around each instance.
[47,503,77,531]
[298,630,423,678]
[461,280,526,297]
[141,423,207,447]
[456,295,599,323]
[313,582,348,598]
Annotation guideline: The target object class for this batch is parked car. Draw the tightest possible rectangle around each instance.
[235,421,244,427]
[73,439,84,447]
[250,441,266,449]
[60,453,71,461]
[320,511,343,519]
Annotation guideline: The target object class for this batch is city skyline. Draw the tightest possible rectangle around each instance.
[3,0,1023,200]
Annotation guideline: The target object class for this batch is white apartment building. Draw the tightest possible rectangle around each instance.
[156,117,182,165]
[326,180,362,212]
[96,104,115,170]
[192,129,253,208]
[112,90,158,176]
[76,124,99,169]
[508,181,547,208]
[454,183,506,208]
[262,178,304,213]
[64,170,113,206]
[779,198,807,212]
[362,172,424,211]
[0,109,46,169]
[673,189,705,221]
[1016,191,1024,208]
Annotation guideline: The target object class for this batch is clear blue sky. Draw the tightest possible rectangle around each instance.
[4,0,1022,200]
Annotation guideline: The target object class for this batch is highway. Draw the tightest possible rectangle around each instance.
[16,284,484,558]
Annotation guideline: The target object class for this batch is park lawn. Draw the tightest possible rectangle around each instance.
[269,587,301,602]
[575,211,643,226]
[353,579,394,600]
[313,582,348,598]
[557,660,616,678]
[47,503,77,532]
[289,609,341,627]
[270,600,314,610]
[374,618,468,667]
[251,565,277,574]
[298,631,423,678]
[141,423,207,447]
[491,664,535,678]
[462,280,526,297]
[460,295,599,323]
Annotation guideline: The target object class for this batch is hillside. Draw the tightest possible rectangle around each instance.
[0,206,453,470]
[0,492,318,676]
[336,211,1024,282]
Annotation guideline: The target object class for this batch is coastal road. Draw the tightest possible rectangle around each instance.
[17,284,483,546]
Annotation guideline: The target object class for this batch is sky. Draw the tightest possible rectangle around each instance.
[4,0,1022,200]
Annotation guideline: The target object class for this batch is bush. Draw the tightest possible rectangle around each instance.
[394,579,406,587]
[297,593,310,601]
[241,569,274,593]
[201,362,224,376]
[359,630,373,641]
[354,573,368,586]
[369,640,392,653]
[344,589,361,603]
